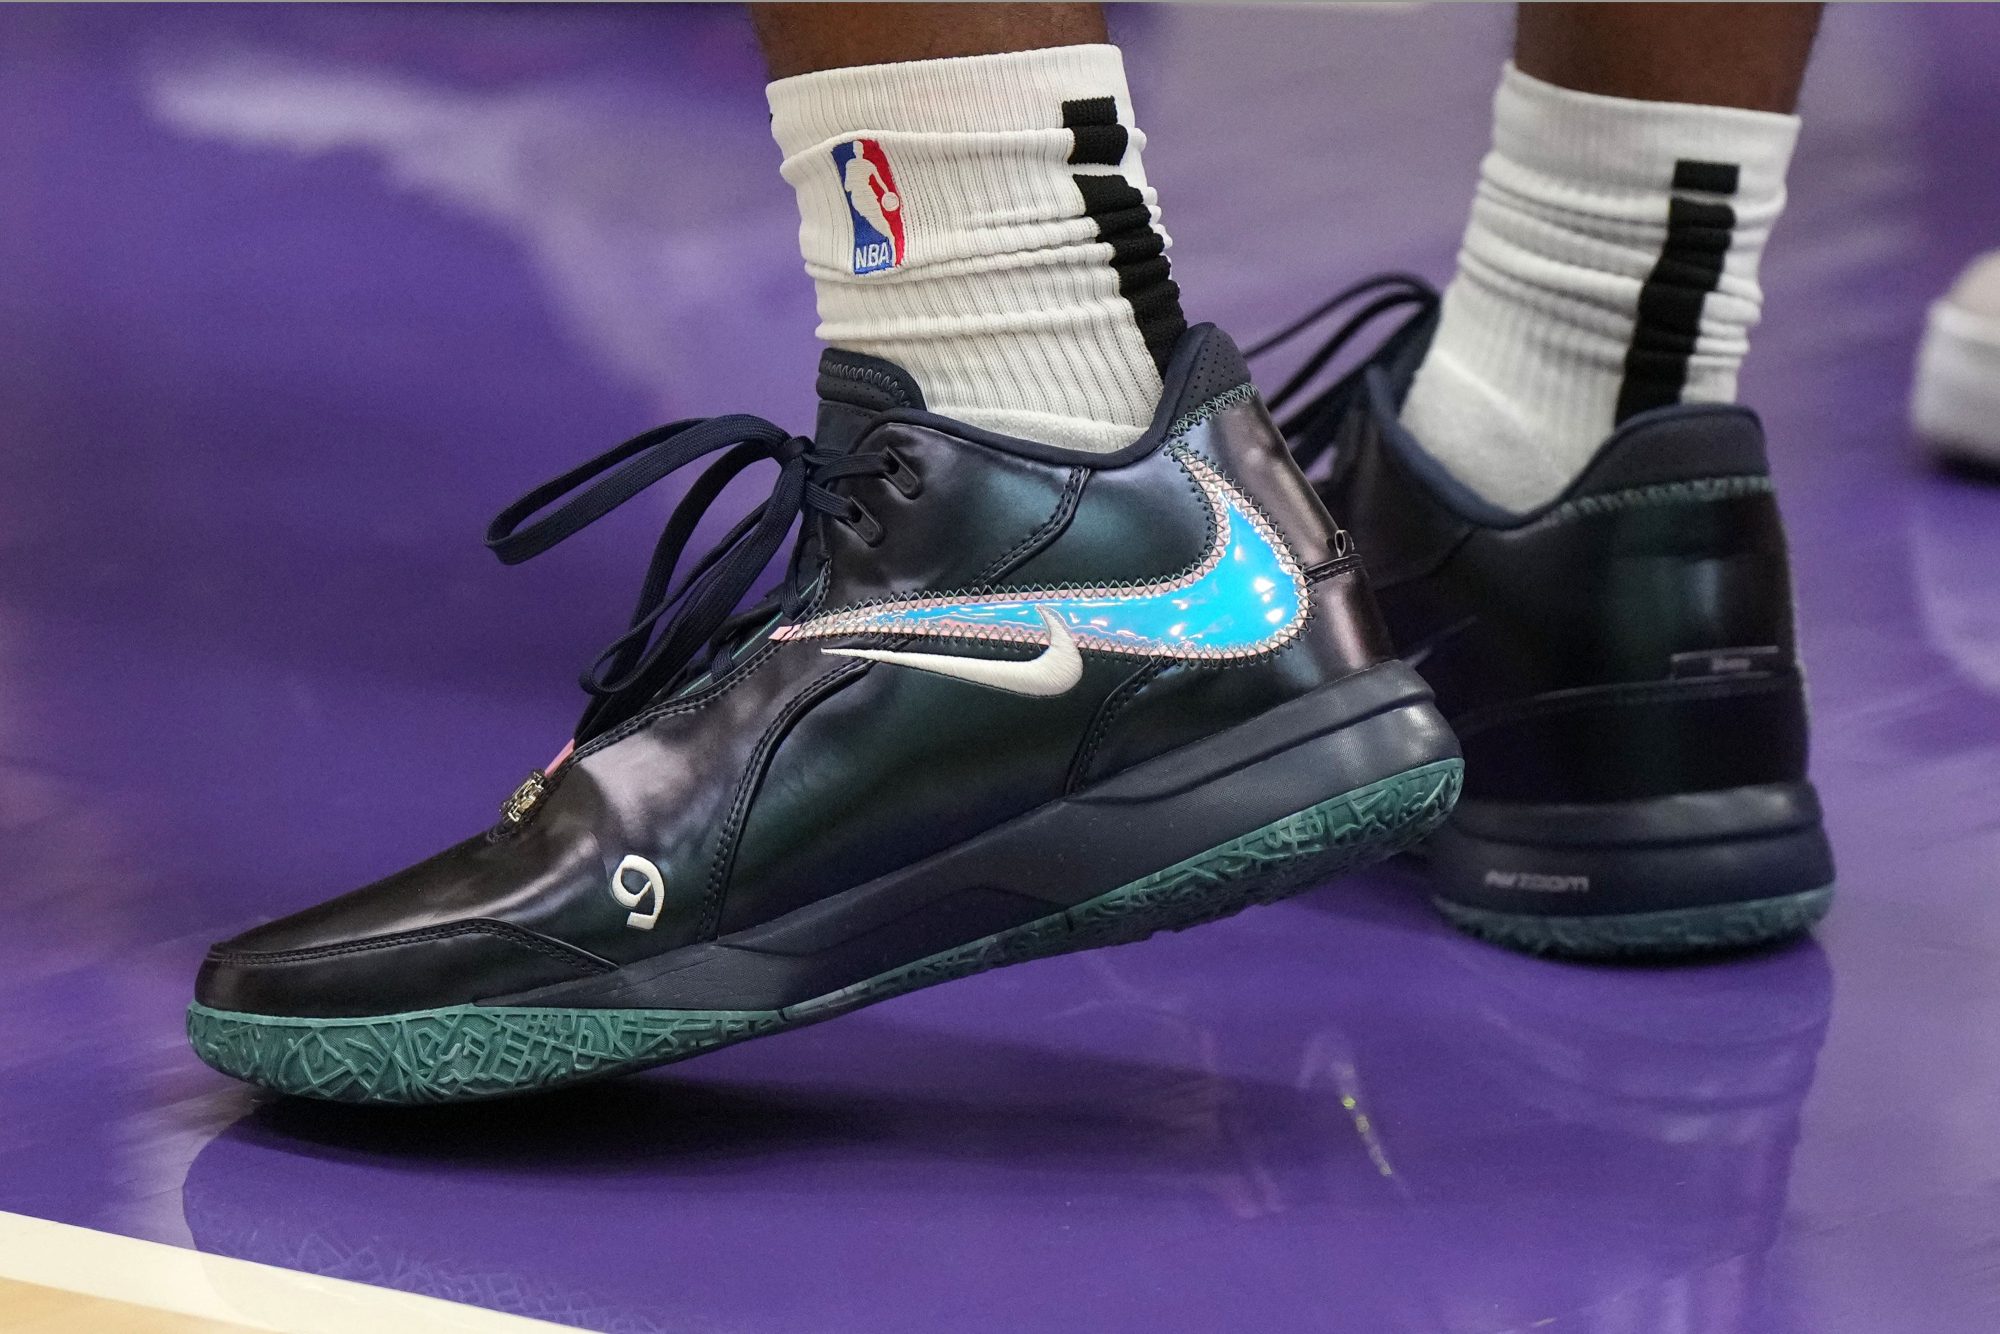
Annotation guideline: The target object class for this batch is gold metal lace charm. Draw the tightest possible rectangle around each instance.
[500,770,549,827]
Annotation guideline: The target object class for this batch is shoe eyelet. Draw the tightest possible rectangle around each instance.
[881,449,923,500]
[844,500,885,546]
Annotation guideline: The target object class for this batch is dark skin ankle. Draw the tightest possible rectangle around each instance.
[753,3,1819,114]
[1516,3,1823,114]
[752,3,1107,80]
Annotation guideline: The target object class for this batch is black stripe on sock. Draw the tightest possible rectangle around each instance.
[1061,97,1128,166]
[1074,172,1187,373]
[1615,158,1739,423]
[1673,159,1740,194]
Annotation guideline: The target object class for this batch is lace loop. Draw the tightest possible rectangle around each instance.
[881,449,923,499]
[487,416,896,738]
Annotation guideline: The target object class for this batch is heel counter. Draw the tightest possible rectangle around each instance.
[1444,408,1812,803]
[1565,406,1804,683]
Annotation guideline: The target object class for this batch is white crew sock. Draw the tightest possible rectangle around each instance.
[768,45,1184,453]
[1402,62,1801,512]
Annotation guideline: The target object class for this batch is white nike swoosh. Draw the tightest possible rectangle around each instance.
[823,606,1084,697]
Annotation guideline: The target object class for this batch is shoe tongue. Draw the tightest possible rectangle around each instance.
[814,348,926,454]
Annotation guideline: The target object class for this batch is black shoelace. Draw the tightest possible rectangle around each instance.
[1244,272,1440,475]
[486,414,906,740]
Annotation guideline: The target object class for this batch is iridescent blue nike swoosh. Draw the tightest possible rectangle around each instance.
[774,448,1309,663]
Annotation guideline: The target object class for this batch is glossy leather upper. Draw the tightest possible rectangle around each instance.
[197,325,1392,1017]
[1319,366,1811,805]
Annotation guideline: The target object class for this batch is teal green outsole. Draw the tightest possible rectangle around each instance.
[1432,883,1833,960]
[188,758,1463,1105]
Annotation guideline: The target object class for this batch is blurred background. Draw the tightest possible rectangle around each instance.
[2,6,1999,1333]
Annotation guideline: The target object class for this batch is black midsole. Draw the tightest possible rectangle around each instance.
[1427,780,1834,918]
[491,662,1456,1013]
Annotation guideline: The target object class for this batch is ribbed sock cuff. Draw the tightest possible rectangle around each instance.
[768,44,1133,146]
[1494,62,1800,212]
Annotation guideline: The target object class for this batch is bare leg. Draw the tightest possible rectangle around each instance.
[1516,3,1822,113]
[752,3,1106,79]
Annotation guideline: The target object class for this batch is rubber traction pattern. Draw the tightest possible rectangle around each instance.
[1432,883,1832,959]
[189,758,1463,1104]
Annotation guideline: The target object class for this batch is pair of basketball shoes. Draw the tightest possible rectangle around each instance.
[188,276,1835,1104]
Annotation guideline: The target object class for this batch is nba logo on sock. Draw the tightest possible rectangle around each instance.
[832,139,905,275]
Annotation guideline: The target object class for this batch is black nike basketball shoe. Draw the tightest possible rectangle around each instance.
[189,324,1461,1103]
[1256,276,1833,958]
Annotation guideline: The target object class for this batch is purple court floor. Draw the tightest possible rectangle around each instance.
[4,5,2000,1331]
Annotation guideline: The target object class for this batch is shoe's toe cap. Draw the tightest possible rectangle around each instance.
[194,819,621,1019]
[194,915,614,1018]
